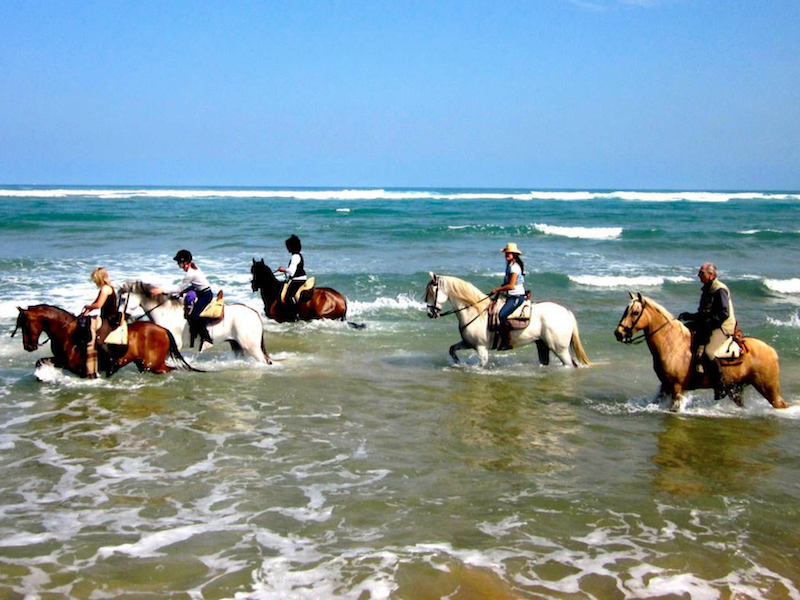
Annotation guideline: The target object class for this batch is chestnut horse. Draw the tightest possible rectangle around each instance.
[12,304,199,378]
[251,259,348,323]
[614,292,787,411]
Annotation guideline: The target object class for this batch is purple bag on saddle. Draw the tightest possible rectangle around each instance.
[184,290,197,319]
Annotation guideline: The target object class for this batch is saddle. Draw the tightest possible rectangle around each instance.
[488,297,532,331]
[281,277,316,304]
[199,290,225,321]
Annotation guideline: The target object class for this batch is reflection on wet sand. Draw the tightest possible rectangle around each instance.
[652,415,777,496]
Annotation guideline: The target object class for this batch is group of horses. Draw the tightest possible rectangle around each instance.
[11,265,789,411]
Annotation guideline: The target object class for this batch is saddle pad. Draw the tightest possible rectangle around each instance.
[199,290,224,320]
[280,277,316,303]
[104,319,128,345]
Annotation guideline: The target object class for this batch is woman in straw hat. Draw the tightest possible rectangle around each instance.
[490,242,526,350]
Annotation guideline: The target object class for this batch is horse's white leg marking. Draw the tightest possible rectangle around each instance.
[670,393,686,412]
[476,346,489,367]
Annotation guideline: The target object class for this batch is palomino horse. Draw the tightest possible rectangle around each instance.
[424,273,591,367]
[251,259,348,323]
[614,292,788,411]
[12,304,197,377]
[119,282,272,364]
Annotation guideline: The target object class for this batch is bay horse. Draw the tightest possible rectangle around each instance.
[12,304,198,378]
[119,282,272,364]
[424,273,591,367]
[614,292,788,411]
[251,259,348,323]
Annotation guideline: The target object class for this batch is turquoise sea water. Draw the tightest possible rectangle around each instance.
[1,186,800,598]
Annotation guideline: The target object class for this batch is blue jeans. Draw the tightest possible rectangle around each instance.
[499,294,525,325]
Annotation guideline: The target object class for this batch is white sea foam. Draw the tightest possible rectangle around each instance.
[569,275,691,288]
[348,294,426,315]
[2,187,798,202]
[767,313,800,328]
[534,223,623,240]
[764,278,800,294]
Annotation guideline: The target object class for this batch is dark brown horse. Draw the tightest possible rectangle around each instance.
[12,304,199,378]
[251,259,349,323]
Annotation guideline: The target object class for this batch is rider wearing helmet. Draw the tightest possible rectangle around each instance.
[151,250,214,345]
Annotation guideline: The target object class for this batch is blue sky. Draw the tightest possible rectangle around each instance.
[1,0,798,189]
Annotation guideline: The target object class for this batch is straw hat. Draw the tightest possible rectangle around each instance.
[501,242,522,255]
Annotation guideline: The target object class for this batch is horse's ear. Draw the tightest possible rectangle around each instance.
[628,291,635,299]
[429,271,436,280]
[637,292,643,302]
[252,258,256,264]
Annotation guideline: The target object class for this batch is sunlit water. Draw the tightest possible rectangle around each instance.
[1,187,800,598]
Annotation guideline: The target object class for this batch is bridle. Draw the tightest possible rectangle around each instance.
[10,310,53,348]
[617,298,673,345]
[425,278,492,332]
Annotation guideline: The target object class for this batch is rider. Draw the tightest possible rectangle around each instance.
[490,242,526,350]
[276,234,307,319]
[151,250,214,346]
[679,262,737,398]
[81,267,121,375]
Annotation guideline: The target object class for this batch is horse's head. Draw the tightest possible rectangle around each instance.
[251,258,277,293]
[424,272,448,318]
[118,281,162,314]
[615,292,649,343]
[12,306,46,351]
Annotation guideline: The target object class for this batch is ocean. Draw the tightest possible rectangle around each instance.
[1,186,800,598]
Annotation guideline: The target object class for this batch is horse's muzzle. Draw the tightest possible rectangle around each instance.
[427,308,440,319]
[614,327,630,343]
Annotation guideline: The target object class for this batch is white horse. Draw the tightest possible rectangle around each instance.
[424,273,591,367]
[119,281,272,364]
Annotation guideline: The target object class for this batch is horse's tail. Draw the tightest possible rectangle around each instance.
[570,312,592,366]
[342,296,367,329]
[166,330,204,372]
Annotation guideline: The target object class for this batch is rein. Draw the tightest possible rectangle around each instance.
[619,303,675,345]
[133,295,176,322]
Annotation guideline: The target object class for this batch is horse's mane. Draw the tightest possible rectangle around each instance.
[641,295,676,320]
[440,275,492,307]
[119,281,183,308]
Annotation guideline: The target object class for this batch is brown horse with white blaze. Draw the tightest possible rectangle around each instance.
[614,292,787,411]
[12,304,198,377]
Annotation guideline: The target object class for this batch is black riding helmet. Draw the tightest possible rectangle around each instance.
[173,249,192,263]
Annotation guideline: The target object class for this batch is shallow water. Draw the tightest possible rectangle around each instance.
[1,187,800,598]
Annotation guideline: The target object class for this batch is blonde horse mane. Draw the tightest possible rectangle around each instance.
[640,295,676,320]
[439,275,492,308]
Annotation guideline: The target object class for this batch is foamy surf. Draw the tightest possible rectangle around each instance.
[534,223,623,240]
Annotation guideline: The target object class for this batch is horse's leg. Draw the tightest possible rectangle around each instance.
[751,380,787,409]
[669,393,687,412]
[535,340,550,366]
[727,383,745,407]
[748,353,788,409]
[449,340,468,364]
[475,345,489,367]
[552,342,574,367]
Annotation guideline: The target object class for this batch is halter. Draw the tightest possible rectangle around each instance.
[617,298,674,345]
